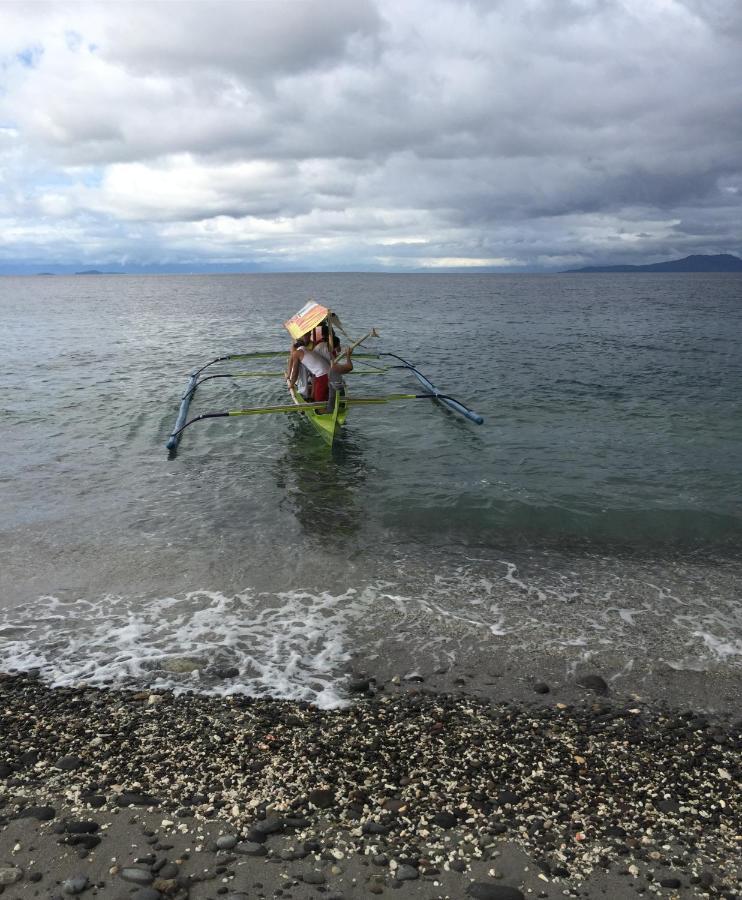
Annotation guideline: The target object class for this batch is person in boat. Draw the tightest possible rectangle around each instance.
[288,336,331,402]
[312,322,343,363]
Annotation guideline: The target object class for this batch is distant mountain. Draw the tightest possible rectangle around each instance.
[565,254,742,273]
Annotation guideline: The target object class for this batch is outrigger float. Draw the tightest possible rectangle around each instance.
[166,302,483,454]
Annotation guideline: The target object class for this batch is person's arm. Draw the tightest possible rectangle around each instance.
[287,348,302,387]
[331,346,353,375]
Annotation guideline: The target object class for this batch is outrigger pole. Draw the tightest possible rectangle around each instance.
[166,351,285,453]
[379,352,484,425]
[168,392,477,443]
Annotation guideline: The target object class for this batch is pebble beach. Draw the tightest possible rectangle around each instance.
[1,672,740,900]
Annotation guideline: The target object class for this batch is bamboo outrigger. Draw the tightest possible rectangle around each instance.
[166,302,483,455]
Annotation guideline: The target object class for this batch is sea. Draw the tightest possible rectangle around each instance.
[1,273,741,709]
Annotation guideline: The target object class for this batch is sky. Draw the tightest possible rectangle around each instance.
[0,0,740,273]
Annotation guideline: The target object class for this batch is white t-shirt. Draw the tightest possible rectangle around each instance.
[299,348,330,377]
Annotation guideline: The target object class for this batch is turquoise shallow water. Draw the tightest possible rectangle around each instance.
[1,273,741,705]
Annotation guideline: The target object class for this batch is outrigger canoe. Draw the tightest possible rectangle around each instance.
[166,302,483,455]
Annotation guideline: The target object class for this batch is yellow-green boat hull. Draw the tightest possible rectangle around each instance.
[287,381,346,446]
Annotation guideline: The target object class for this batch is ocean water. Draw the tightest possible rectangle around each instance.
[1,273,741,707]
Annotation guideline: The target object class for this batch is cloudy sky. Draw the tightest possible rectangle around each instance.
[1,0,740,273]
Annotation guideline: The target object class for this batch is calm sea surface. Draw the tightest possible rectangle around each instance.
[1,273,741,706]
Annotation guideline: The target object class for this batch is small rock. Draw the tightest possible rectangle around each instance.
[362,820,390,835]
[466,884,525,900]
[15,805,56,821]
[0,865,23,886]
[160,657,203,673]
[120,867,154,886]
[117,792,160,807]
[158,864,179,879]
[252,816,284,836]
[308,789,335,809]
[404,673,424,682]
[303,871,326,885]
[576,674,609,695]
[655,799,679,814]
[660,878,682,889]
[132,889,162,900]
[215,835,239,851]
[348,678,371,694]
[433,811,457,828]
[62,875,88,895]
[55,755,84,771]
[396,865,418,881]
[234,842,267,857]
[65,834,101,850]
[64,821,100,834]
[213,666,240,679]
[533,682,550,694]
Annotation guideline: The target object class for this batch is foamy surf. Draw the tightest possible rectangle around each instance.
[0,555,740,708]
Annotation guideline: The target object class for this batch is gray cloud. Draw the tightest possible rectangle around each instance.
[0,0,740,271]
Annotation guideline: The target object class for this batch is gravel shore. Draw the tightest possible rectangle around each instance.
[0,672,740,899]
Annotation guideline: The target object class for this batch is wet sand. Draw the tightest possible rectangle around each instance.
[1,672,740,899]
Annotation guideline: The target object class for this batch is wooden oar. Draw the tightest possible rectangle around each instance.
[345,327,379,355]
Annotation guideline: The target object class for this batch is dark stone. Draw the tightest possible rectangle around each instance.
[66,834,101,850]
[213,666,240,679]
[348,678,371,694]
[396,865,418,880]
[303,871,326,885]
[62,874,88,894]
[466,884,525,900]
[244,828,268,844]
[433,811,457,828]
[576,674,609,695]
[660,878,681,889]
[533,682,550,694]
[234,842,267,857]
[252,816,284,836]
[655,799,679,814]
[64,821,100,834]
[55,755,84,771]
[117,792,159,807]
[362,820,391,835]
[216,835,239,851]
[132,890,162,900]
[16,805,56,821]
[158,864,179,879]
[308,789,335,809]
[84,795,106,809]
[120,867,154,885]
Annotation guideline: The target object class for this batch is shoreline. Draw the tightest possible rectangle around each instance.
[1,673,740,899]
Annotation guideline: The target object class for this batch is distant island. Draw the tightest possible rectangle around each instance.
[564,253,742,273]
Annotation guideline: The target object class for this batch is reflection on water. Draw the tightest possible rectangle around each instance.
[272,416,368,538]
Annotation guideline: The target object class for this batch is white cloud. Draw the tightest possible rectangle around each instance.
[0,0,740,270]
